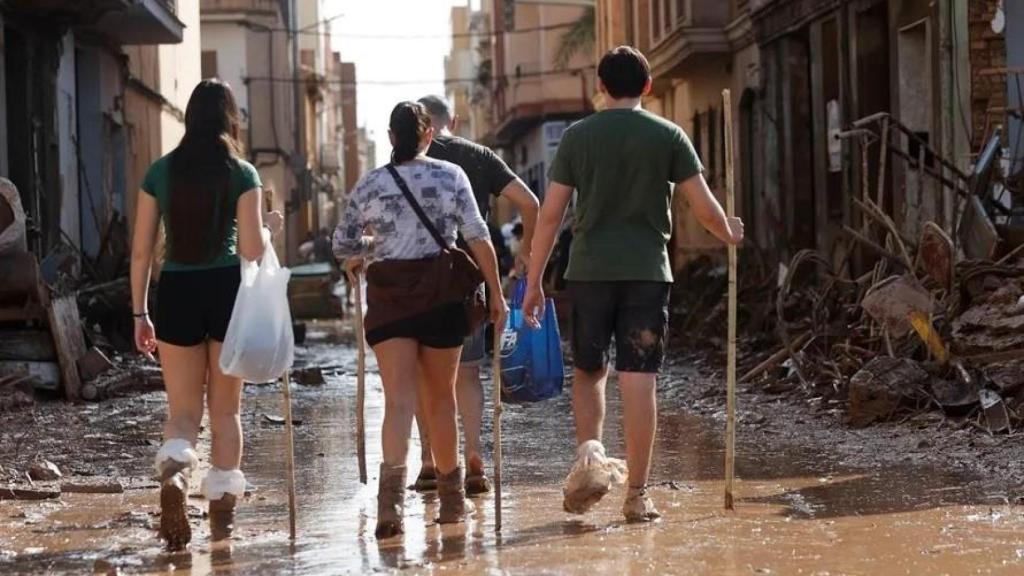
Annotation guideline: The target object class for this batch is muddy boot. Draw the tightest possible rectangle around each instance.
[375,463,407,539]
[202,468,246,543]
[155,439,198,551]
[623,486,661,523]
[437,467,475,524]
[209,494,238,542]
[464,455,491,496]
[410,465,437,492]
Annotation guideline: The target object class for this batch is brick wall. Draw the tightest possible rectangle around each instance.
[969,0,1006,151]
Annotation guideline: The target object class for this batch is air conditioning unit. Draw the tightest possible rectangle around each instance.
[320,142,342,175]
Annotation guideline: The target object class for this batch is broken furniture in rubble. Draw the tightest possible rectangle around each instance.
[739,112,1024,434]
[0,180,91,403]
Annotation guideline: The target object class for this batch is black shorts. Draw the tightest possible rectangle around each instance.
[155,266,241,347]
[567,281,671,374]
[366,302,469,349]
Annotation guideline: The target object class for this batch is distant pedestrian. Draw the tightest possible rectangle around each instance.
[333,101,507,538]
[524,47,744,522]
[313,227,333,263]
[410,94,540,496]
[130,79,283,550]
[299,231,316,262]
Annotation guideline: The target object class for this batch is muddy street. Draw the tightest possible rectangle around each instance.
[2,322,1024,575]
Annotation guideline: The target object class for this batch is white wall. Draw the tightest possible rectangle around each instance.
[159,0,202,152]
[297,0,325,76]
[200,21,249,116]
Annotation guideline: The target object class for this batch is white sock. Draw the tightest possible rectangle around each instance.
[154,438,198,475]
[202,468,247,500]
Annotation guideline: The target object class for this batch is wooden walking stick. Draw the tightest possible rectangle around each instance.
[492,325,504,532]
[282,372,298,540]
[353,270,368,485]
[722,89,738,511]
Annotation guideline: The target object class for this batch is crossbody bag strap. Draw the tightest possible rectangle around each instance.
[385,164,448,251]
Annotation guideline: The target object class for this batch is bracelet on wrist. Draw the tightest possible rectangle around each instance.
[133,312,149,319]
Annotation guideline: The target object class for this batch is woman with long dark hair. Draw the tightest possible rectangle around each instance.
[131,79,282,550]
[334,101,506,538]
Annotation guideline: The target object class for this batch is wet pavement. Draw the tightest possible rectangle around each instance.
[3,321,1024,574]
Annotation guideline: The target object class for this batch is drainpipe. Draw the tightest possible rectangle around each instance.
[289,0,305,263]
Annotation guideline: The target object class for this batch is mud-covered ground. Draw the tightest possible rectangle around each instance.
[2,320,1024,574]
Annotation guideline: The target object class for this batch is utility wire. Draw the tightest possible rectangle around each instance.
[238,20,577,40]
[243,65,595,87]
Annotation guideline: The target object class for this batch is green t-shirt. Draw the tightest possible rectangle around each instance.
[141,153,262,271]
[548,108,703,283]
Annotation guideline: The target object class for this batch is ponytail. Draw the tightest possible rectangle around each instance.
[389,101,431,164]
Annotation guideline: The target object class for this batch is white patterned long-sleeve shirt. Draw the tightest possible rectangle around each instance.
[332,159,490,262]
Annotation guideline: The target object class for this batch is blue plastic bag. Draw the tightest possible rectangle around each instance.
[499,279,564,403]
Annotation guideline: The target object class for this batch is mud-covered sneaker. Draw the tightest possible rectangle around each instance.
[159,465,192,551]
[563,440,627,514]
[623,486,661,523]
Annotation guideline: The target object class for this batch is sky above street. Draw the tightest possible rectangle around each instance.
[328,0,479,172]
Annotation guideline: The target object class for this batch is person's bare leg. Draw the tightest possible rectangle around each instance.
[158,342,207,446]
[420,344,473,523]
[206,341,244,470]
[617,372,657,488]
[456,365,484,475]
[572,365,609,445]
[155,341,207,550]
[418,346,462,475]
[373,338,420,466]
[618,371,660,522]
[204,341,247,540]
[371,337,419,538]
[411,395,437,491]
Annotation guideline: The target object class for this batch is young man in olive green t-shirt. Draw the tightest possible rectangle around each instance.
[524,46,744,522]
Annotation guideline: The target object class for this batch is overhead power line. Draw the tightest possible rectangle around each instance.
[242,66,595,87]
[237,20,578,40]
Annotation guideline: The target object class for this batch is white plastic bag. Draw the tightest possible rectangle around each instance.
[219,231,294,383]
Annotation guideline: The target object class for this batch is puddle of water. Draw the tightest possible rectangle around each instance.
[2,323,1024,575]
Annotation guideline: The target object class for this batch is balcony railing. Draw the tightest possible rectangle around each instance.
[646,0,731,79]
[93,0,185,44]
[200,0,282,15]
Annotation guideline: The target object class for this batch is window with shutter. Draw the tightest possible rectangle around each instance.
[201,50,217,79]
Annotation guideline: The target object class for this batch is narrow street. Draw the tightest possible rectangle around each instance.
[3,321,1024,575]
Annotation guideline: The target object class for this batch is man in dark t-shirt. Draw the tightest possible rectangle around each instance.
[411,95,540,496]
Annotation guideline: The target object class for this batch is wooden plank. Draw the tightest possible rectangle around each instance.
[0,304,46,323]
[47,293,87,402]
[0,330,56,361]
[0,360,60,390]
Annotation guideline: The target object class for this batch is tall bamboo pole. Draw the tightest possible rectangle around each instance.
[354,272,367,485]
[492,327,504,532]
[722,89,738,511]
[282,373,298,539]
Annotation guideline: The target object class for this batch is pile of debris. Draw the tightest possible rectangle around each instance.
[674,118,1024,434]
[741,138,1024,432]
[0,179,160,409]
